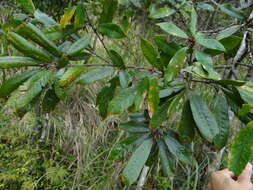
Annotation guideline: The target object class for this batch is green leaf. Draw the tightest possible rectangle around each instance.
[197,2,214,11]
[34,10,58,27]
[149,7,175,19]
[58,66,85,87]
[190,7,197,35]
[16,0,35,14]
[78,68,115,84]
[196,35,225,51]
[178,100,196,143]
[108,86,138,114]
[154,35,181,57]
[99,0,118,24]
[97,23,126,39]
[141,39,159,68]
[96,84,116,118]
[213,94,230,149]
[237,83,253,106]
[217,25,241,40]
[189,92,219,142]
[238,104,251,116]
[66,35,91,56]
[228,121,253,176]
[122,138,153,185]
[108,50,126,69]
[74,3,86,29]
[148,79,160,118]
[158,140,174,177]
[217,79,246,86]
[164,47,188,83]
[150,98,172,128]
[164,135,192,165]
[134,77,149,110]
[0,70,39,97]
[156,22,188,39]
[167,91,184,118]
[42,89,60,113]
[6,70,52,110]
[60,6,76,29]
[119,71,132,88]
[219,4,246,19]
[0,56,40,68]
[120,121,150,133]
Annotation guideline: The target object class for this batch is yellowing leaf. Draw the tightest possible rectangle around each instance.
[60,6,77,29]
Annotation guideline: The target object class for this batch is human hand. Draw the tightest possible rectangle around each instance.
[208,163,253,190]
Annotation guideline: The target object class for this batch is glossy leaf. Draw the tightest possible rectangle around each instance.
[156,22,188,39]
[97,23,126,39]
[66,35,91,56]
[217,25,241,40]
[74,3,86,29]
[134,77,149,110]
[119,71,132,88]
[8,32,52,62]
[189,92,219,142]
[213,94,230,149]
[60,6,76,29]
[219,4,246,19]
[158,140,174,177]
[237,83,253,106]
[141,39,159,68]
[6,70,52,110]
[96,84,116,118]
[164,135,192,165]
[58,66,85,87]
[78,68,115,84]
[149,7,175,19]
[150,98,172,128]
[167,91,184,118]
[190,7,197,35]
[16,0,35,14]
[108,86,138,114]
[164,47,188,83]
[0,56,40,68]
[108,50,125,69]
[196,36,226,52]
[178,100,196,143]
[228,121,253,176]
[119,121,150,133]
[0,70,39,97]
[122,138,153,185]
[19,23,61,57]
[99,0,118,24]
[34,10,58,26]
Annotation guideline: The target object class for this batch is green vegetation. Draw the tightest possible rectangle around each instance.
[1,0,253,189]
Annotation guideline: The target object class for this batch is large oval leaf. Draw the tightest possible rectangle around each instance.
[74,3,86,29]
[148,79,160,118]
[0,70,39,97]
[16,0,35,14]
[219,4,246,19]
[66,35,91,56]
[228,121,253,176]
[141,39,159,68]
[189,92,219,142]
[0,56,40,68]
[78,67,115,84]
[156,22,188,39]
[237,82,253,105]
[196,36,226,52]
[58,66,85,87]
[108,86,138,114]
[122,138,153,185]
[99,0,118,24]
[108,50,125,69]
[178,100,196,143]
[213,94,230,149]
[60,6,76,29]
[119,121,150,133]
[164,47,188,83]
[97,23,126,39]
[6,70,53,110]
[149,7,175,19]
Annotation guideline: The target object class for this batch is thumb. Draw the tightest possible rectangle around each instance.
[237,163,253,183]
